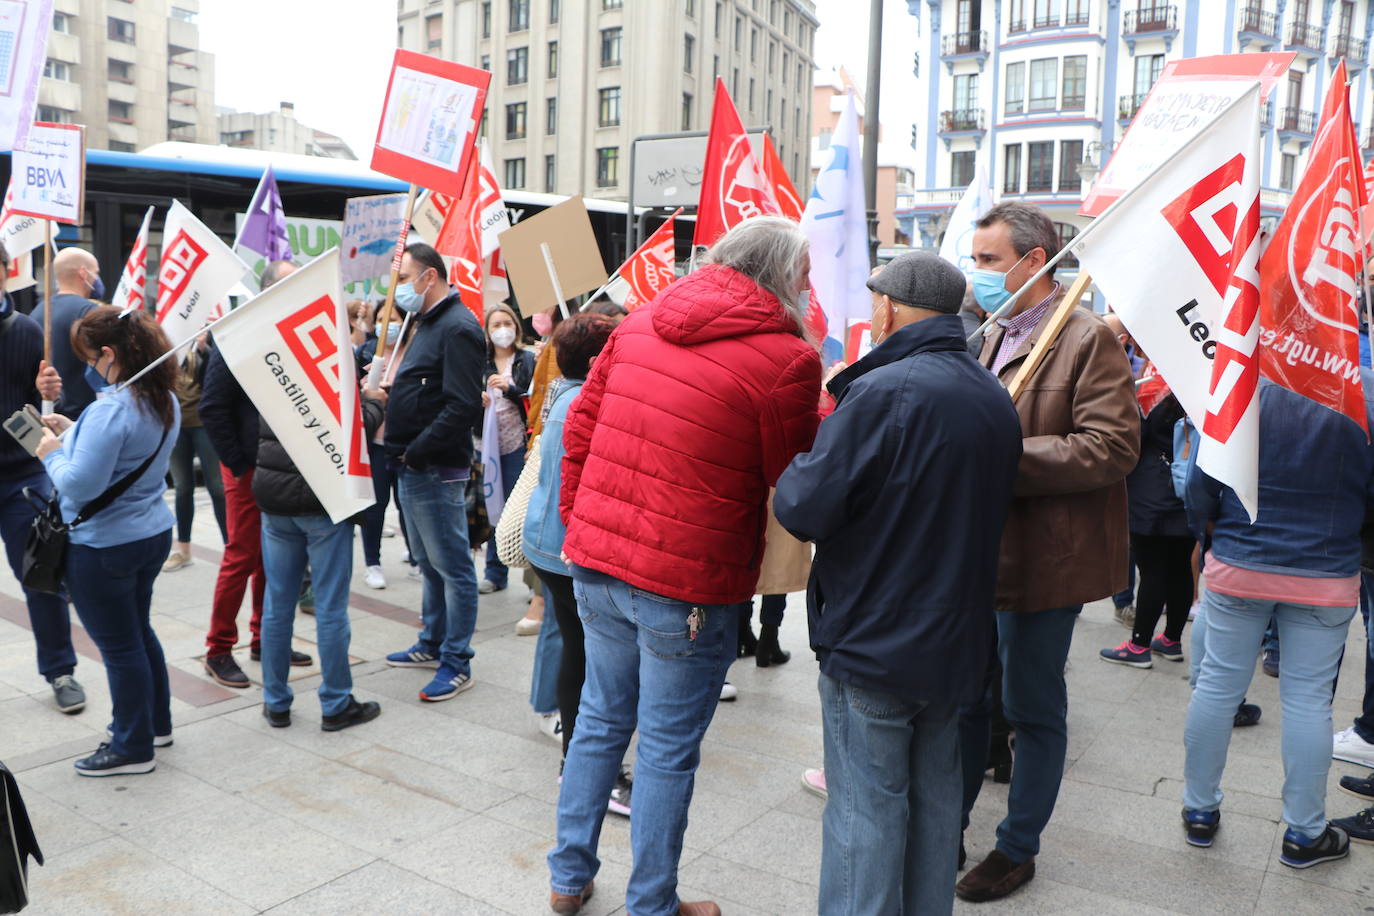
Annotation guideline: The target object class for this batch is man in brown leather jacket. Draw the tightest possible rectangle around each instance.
[956,203,1139,903]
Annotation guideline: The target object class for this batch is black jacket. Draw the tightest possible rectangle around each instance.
[0,299,44,480]
[1126,393,1189,537]
[775,315,1023,707]
[200,342,260,477]
[485,346,537,427]
[253,396,385,517]
[384,292,485,470]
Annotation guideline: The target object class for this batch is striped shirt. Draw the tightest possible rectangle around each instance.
[991,284,1061,375]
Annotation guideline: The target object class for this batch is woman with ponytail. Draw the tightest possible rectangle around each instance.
[35,306,181,777]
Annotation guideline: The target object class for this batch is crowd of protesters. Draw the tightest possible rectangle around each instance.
[5,201,1374,915]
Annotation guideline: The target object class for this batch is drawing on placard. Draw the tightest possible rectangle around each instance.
[378,66,477,171]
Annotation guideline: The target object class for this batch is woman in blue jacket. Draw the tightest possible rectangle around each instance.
[36,307,180,777]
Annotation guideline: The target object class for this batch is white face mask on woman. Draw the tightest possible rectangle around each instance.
[490,327,516,348]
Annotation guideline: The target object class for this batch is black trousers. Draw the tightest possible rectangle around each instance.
[533,567,582,760]
[1130,533,1196,646]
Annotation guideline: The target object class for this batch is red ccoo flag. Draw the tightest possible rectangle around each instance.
[762,133,804,222]
[621,209,681,311]
[1258,59,1369,435]
[694,78,781,249]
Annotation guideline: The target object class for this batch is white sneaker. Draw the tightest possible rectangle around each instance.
[720,681,738,702]
[1333,727,1374,766]
[538,712,563,743]
[400,548,411,563]
[381,525,397,538]
[364,565,386,589]
[515,615,542,637]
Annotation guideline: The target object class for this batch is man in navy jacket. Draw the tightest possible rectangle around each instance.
[776,252,1023,916]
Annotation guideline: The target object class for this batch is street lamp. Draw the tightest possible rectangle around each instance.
[1076,140,1113,187]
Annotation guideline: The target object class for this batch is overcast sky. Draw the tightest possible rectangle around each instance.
[199,0,918,164]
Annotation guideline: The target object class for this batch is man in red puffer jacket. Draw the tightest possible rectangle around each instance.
[547,217,822,916]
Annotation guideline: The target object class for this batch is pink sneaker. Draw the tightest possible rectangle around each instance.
[1099,639,1153,668]
[802,767,827,799]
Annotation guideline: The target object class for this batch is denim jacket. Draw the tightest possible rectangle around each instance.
[1185,376,1374,578]
[523,378,583,575]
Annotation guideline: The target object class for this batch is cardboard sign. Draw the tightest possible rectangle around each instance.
[371,49,490,196]
[341,193,409,285]
[11,122,85,224]
[498,196,607,312]
[1082,52,1294,216]
[0,0,53,152]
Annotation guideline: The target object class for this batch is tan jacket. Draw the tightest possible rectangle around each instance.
[978,292,1140,612]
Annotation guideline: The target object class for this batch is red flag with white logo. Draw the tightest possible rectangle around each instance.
[620,209,681,311]
[1075,85,1264,518]
[1258,61,1368,435]
[694,78,781,249]
[113,206,154,316]
[437,139,510,320]
[762,133,803,222]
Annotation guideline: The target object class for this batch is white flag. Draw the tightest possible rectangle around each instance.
[939,161,993,275]
[1075,85,1263,518]
[209,249,374,524]
[0,177,56,257]
[156,200,250,345]
[112,206,154,315]
[801,92,870,348]
[480,399,505,526]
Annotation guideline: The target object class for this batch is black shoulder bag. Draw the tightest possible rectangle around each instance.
[0,759,42,914]
[21,428,169,595]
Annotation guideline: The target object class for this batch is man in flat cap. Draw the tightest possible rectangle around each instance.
[775,251,1024,916]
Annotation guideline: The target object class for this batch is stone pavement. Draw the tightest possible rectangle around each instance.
[2,494,1374,914]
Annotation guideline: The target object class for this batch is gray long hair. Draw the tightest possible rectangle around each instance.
[701,216,809,335]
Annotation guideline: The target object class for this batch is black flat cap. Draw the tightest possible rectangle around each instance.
[866,251,967,315]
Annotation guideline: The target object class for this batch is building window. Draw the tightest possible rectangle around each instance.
[546,97,557,134]
[1061,55,1086,110]
[713,54,719,77]
[768,41,776,74]
[1032,0,1059,28]
[751,26,759,57]
[505,157,526,189]
[779,99,786,130]
[545,154,556,192]
[550,0,559,23]
[766,88,773,120]
[109,99,134,123]
[732,67,740,96]
[1056,222,1079,268]
[108,17,136,44]
[36,105,70,124]
[1065,0,1089,25]
[52,12,69,32]
[597,147,619,187]
[797,62,804,92]
[480,54,490,71]
[952,150,976,187]
[603,0,623,9]
[426,15,442,50]
[598,86,621,126]
[548,40,558,77]
[953,73,979,111]
[784,8,791,33]
[600,27,622,66]
[783,50,790,80]
[1005,61,1025,114]
[1028,58,1057,111]
[507,46,529,84]
[684,34,695,74]
[1134,53,1164,95]
[749,77,755,110]
[481,1,491,37]
[1027,140,1054,191]
[715,1,723,38]
[480,110,489,139]
[42,59,70,81]
[506,101,527,139]
[687,0,696,15]
[170,6,197,22]
[108,59,133,83]
[109,140,136,152]
[682,92,693,130]
[1280,152,1297,190]
[1058,139,1083,190]
[509,0,529,31]
[734,15,742,51]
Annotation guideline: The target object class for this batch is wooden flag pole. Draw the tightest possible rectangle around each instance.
[541,242,570,319]
[1006,271,1095,404]
[367,182,420,390]
[40,224,54,415]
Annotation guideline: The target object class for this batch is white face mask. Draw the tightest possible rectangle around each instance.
[490,327,516,348]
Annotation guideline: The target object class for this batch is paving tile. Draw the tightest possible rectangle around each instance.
[18,755,237,833]
[706,808,821,886]
[952,874,1182,915]
[678,853,818,914]
[13,785,112,860]
[0,694,105,757]
[263,860,502,915]
[337,743,518,815]
[152,716,330,793]
[1253,869,1374,915]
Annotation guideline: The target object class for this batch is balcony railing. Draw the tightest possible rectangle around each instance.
[938,108,986,133]
[1124,5,1177,34]
[1278,107,1316,134]
[941,30,987,56]
[1009,18,1026,33]
[1286,21,1327,51]
[1238,6,1279,39]
[1118,92,1149,121]
[1033,12,1059,28]
[1065,8,1089,25]
[1333,34,1369,62]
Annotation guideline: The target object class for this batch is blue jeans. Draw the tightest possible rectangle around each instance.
[168,425,227,544]
[358,440,393,568]
[530,583,562,715]
[0,471,76,682]
[260,513,355,717]
[481,448,526,589]
[549,571,737,915]
[1352,575,1374,742]
[819,673,960,916]
[1113,550,1136,609]
[988,605,1080,863]
[65,529,172,760]
[398,468,478,674]
[1184,588,1355,839]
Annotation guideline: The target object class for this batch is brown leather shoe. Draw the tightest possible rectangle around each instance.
[678,903,722,916]
[549,880,594,914]
[955,850,1035,902]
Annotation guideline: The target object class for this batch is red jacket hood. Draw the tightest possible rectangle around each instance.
[651,264,802,346]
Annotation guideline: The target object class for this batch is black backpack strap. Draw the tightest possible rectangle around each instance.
[71,426,170,527]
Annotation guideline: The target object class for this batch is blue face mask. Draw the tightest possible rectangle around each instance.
[394,271,431,314]
[84,363,110,393]
[385,321,401,345]
[89,275,106,301]
[970,252,1031,315]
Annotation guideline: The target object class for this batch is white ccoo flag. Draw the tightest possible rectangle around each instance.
[209,249,374,523]
[156,200,250,345]
[1075,85,1264,518]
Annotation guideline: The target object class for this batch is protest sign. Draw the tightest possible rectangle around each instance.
[11,122,85,224]
[0,176,55,256]
[0,0,53,152]
[1081,52,1294,217]
[156,200,251,346]
[412,189,457,245]
[112,205,154,316]
[371,49,490,197]
[210,249,374,524]
[341,193,409,285]
[499,196,607,314]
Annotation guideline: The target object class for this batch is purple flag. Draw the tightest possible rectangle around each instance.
[236,167,293,261]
